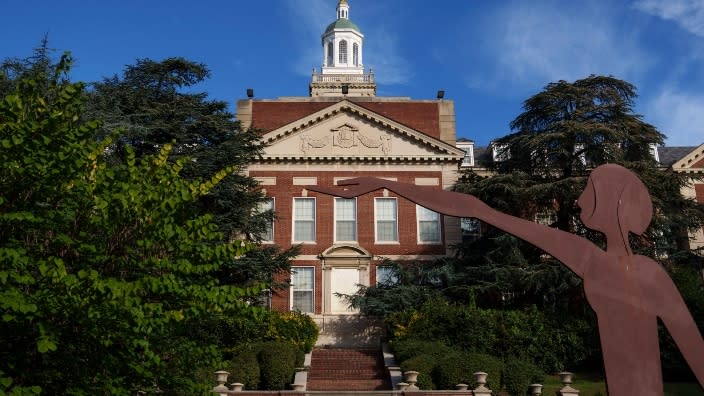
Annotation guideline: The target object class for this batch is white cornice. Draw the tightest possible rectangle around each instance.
[672,143,704,173]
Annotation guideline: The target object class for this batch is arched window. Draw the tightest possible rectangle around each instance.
[327,42,334,66]
[352,43,359,66]
[339,40,348,64]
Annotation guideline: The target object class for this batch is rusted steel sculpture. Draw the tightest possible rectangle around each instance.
[307,164,704,395]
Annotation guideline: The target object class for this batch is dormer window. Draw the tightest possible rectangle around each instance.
[456,141,475,167]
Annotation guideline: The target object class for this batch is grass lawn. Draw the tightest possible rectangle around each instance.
[537,374,703,396]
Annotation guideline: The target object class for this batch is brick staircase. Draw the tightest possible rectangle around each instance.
[306,347,392,391]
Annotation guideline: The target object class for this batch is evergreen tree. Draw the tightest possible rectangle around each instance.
[85,57,295,289]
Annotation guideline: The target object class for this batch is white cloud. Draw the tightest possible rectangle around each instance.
[634,0,704,37]
[645,89,704,145]
[474,2,648,89]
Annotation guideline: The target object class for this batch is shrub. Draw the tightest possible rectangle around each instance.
[227,348,261,391]
[257,341,297,390]
[432,351,502,390]
[501,357,544,396]
[266,311,319,353]
[400,354,439,390]
[391,339,453,363]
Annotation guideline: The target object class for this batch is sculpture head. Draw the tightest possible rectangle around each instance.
[577,164,652,247]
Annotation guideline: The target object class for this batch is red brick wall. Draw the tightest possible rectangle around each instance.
[254,170,446,257]
[251,101,441,139]
[257,170,447,313]
[696,183,704,204]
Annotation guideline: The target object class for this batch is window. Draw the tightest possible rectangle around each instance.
[456,142,474,167]
[461,218,482,243]
[293,198,315,242]
[535,210,557,226]
[375,198,398,242]
[352,43,359,66]
[335,198,356,242]
[327,42,334,66]
[417,205,441,243]
[291,267,314,313]
[376,265,398,286]
[257,198,274,242]
[339,40,348,64]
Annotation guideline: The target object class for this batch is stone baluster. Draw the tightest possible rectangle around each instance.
[404,370,419,390]
[472,371,492,396]
[557,372,579,396]
[528,383,543,395]
[213,371,230,395]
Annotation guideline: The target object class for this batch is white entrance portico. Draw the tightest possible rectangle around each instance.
[320,245,371,314]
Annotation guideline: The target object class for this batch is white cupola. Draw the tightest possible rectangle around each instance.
[310,0,375,97]
[321,0,364,74]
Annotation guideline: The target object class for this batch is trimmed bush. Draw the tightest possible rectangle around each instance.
[501,357,544,396]
[227,349,261,391]
[400,354,439,390]
[391,339,454,363]
[257,341,297,390]
[432,351,502,390]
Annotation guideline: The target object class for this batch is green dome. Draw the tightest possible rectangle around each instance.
[324,18,362,34]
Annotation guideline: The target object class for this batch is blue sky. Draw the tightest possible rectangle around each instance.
[3,0,704,147]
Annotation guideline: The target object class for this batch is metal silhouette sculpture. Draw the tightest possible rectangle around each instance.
[308,164,704,395]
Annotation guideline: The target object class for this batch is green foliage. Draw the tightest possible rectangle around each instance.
[501,357,544,396]
[265,310,319,353]
[0,54,264,394]
[432,351,502,391]
[400,355,439,390]
[227,347,261,390]
[257,341,297,390]
[390,339,454,363]
[391,302,598,373]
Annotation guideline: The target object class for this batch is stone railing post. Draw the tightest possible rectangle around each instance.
[403,370,419,390]
[472,371,492,396]
[213,371,230,395]
[557,372,579,396]
[528,383,542,395]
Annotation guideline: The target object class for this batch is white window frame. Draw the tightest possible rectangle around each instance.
[376,265,398,286]
[416,205,441,244]
[290,267,314,313]
[375,197,398,244]
[257,197,275,243]
[334,197,357,243]
[292,197,316,243]
[339,40,348,64]
[352,43,359,66]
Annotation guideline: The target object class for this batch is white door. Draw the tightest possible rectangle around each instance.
[330,267,360,313]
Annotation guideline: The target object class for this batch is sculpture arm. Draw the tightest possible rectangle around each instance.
[307,177,593,277]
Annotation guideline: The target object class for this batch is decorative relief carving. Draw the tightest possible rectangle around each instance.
[333,124,357,148]
[330,123,391,154]
[358,134,391,154]
[300,135,329,154]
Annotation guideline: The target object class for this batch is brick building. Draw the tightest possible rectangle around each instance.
[237,0,465,316]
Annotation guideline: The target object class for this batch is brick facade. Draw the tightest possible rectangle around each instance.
[242,97,463,315]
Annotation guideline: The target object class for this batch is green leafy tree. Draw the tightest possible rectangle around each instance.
[0,54,264,395]
[85,57,294,290]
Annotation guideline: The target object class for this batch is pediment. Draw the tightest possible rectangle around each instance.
[672,143,704,173]
[321,244,371,258]
[258,100,464,162]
